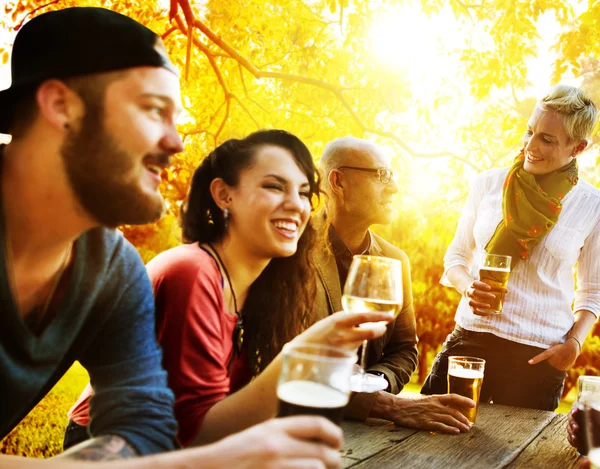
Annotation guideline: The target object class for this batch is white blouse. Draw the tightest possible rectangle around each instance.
[442,168,600,349]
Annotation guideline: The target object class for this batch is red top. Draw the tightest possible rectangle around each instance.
[68,244,252,446]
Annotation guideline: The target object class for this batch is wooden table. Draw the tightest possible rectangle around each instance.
[341,403,582,468]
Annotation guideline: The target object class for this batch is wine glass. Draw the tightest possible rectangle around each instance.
[341,255,402,393]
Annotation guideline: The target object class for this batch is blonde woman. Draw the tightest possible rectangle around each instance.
[422,85,600,411]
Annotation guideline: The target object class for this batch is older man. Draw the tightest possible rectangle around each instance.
[316,136,474,434]
[0,7,342,469]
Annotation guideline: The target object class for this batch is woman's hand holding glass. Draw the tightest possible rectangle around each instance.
[292,311,393,351]
[464,280,504,316]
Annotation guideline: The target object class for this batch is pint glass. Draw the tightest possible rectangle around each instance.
[276,343,356,425]
[448,356,485,425]
[574,376,600,455]
[583,399,600,467]
[479,253,511,314]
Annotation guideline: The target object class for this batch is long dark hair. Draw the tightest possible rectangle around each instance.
[180,129,321,373]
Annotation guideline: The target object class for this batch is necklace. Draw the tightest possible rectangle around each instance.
[207,243,244,369]
[4,229,73,333]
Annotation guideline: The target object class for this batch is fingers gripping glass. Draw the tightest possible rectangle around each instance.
[341,255,403,392]
[336,166,394,184]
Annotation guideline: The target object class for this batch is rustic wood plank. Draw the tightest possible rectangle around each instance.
[342,456,361,468]
[347,404,555,468]
[506,413,581,469]
[341,418,418,464]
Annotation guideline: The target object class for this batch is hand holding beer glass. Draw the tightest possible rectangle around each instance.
[582,394,600,469]
[473,253,511,314]
[276,343,356,425]
[447,356,485,425]
[341,255,402,392]
[570,376,600,455]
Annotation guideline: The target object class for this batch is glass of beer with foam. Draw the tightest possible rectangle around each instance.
[479,253,511,314]
[276,343,356,425]
[447,356,485,425]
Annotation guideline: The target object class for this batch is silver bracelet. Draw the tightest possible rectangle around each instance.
[566,335,582,353]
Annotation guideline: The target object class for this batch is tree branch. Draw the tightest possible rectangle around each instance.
[161,25,177,40]
[216,98,231,142]
[185,21,193,80]
[181,128,216,147]
[231,95,261,129]
[16,0,61,29]
[176,14,262,141]
[175,0,475,167]
[175,14,230,103]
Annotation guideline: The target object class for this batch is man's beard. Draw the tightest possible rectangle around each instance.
[60,106,168,228]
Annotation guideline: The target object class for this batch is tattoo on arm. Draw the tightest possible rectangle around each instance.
[57,435,138,461]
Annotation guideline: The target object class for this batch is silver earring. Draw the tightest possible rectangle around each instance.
[223,208,230,229]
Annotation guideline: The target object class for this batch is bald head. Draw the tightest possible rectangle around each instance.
[319,136,398,227]
[319,137,383,180]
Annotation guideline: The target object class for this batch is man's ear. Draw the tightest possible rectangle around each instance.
[209,178,233,210]
[328,169,345,201]
[36,79,85,132]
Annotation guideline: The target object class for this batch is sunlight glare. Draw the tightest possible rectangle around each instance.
[368,4,464,95]
[408,166,441,199]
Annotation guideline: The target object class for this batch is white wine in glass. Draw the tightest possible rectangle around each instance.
[342,255,402,393]
[341,296,399,330]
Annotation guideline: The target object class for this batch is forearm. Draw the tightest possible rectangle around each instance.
[368,392,418,422]
[367,391,396,420]
[569,310,597,345]
[191,354,283,446]
[56,435,137,461]
[0,451,190,469]
[446,265,473,296]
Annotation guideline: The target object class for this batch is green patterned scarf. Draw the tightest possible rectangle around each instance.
[485,150,578,264]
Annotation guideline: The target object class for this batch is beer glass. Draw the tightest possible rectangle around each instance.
[583,398,600,468]
[574,376,600,455]
[276,343,356,425]
[341,255,402,392]
[478,253,511,314]
[447,356,485,425]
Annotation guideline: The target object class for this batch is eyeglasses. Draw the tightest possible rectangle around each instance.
[336,166,394,184]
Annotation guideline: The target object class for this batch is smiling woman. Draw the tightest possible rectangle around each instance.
[64,129,395,450]
[422,85,600,417]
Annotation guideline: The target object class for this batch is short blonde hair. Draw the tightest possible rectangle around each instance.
[540,85,598,141]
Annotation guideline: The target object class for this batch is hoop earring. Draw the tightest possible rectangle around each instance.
[223,208,230,230]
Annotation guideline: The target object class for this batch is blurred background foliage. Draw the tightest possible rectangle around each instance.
[1,0,599,457]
